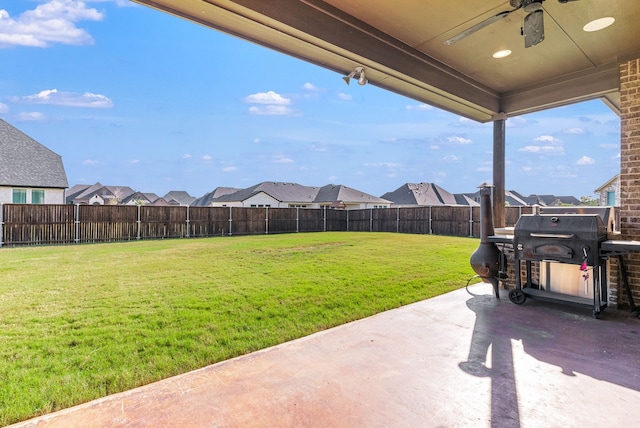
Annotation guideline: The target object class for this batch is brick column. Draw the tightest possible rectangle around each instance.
[619,58,640,308]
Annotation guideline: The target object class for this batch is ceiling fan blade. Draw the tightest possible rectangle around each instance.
[444,10,514,46]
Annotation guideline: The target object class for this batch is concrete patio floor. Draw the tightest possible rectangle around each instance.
[10,282,640,428]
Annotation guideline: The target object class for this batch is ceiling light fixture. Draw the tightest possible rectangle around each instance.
[343,66,367,86]
[493,49,512,58]
[583,17,615,32]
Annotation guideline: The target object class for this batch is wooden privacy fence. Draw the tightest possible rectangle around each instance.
[0,204,533,247]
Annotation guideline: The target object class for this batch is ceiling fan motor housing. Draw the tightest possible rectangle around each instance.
[523,0,544,12]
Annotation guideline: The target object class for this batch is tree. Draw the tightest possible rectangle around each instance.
[580,195,599,206]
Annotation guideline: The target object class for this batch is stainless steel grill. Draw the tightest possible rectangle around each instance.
[503,211,615,317]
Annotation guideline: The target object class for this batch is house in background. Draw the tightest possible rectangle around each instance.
[66,182,135,205]
[163,191,196,206]
[121,191,161,206]
[511,192,582,207]
[200,182,391,209]
[595,175,620,206]
[315,184,390,209]
[192,187,242,207]
[0,118,68,204]
[381,183,458,207]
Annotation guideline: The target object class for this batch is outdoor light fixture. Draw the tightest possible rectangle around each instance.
[343,66,367,86]
[492,49,512,58]
[583,17,615,32]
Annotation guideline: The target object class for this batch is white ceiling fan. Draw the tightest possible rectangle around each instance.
[444,0,579,48]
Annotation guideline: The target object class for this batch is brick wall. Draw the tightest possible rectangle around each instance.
[619,58,640,308]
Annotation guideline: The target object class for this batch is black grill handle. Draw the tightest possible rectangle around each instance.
[529,233,575,239]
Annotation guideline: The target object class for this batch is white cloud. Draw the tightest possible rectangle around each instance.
[565,127,585,135]
[534,135,560,143]
[506,117,528,127]
[519,145,565,154]
[364,162,401,168]
[337,92,352,101]
[0,102,8,113]
[128,159,140,165]
[182,153,192,159]
[576,155,595,165]
[253,138,260,143]
[443,155,461,162]
[302,82,317,91]
[0,0,104,48]
[222,166,237,172]
[202,154,212,161]
[15,88,114,108]
[244,91,290,105]
[82,159,98,165]
[406,103,432,111]
[273,155,293,164]
[16,111,45,121]
[447,136,472,145]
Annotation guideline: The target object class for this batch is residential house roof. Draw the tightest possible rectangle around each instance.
[0,118,68,188]
[198,182,389,207]
[163,191,196,206]
[212,182,320,205]
[509,191,581,207]
[192,187,243,206]
[314,184,390,205]
[453,194,479,206]
[381,183,457,206]
[594,174,619,193]
[121,191,160,205]
[66,182,135,204]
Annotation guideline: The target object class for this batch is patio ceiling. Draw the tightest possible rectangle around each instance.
[133,0,639,123]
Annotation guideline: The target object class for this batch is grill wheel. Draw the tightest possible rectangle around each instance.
[509,289,526,305]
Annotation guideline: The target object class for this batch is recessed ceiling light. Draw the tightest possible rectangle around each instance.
[493,49,512,59]
[583,17,615,32]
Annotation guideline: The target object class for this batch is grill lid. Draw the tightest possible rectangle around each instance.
[514,214,607,265]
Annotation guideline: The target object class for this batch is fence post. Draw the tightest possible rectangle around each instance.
[74,204,80,244]
[346,209,349,232]
[370,208,373,232]
[396,207,400,233]
[136,205,141,240]
[0,203,3,248]
[323,206,327,232]
[228,207,233,236]
[469,206,474,237]
[429,206,433,234]
[296,207,299,233]
[185,206,190,238]
[265,207,269,235]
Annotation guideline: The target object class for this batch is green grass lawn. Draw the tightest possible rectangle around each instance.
[0,232,479,425]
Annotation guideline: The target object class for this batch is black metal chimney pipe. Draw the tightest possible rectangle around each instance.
[470,183,501,298]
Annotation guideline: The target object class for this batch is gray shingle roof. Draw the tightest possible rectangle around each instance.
[192,187,243,206]
[197,182,389,206]
[314,184,390,204]
[0,118,68,188]
[213,182,320,204]
[163,190,196,205]
[381,183,457,206]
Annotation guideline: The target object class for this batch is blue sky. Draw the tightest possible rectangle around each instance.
[0,1,621,200]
